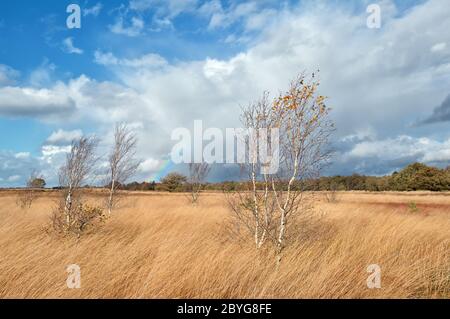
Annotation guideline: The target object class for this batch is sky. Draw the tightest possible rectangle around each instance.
[0,0,449,187]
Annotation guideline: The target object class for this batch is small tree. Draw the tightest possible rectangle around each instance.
[324,181,339,203]
[159,173,187,192]
[30,177,46,188]
[226,92,277,249]
[17,171,45,209]
[228,72,334,263]
[187,162,211,204]
[106,123,141,215]
[270,73,334,262]
[52,136,101,235]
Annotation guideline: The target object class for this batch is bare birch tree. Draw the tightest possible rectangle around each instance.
[54,136,99,232]
[226,93,277,249]
[106,123,141,215]
[17,171,45,209]
[188,162,211,204]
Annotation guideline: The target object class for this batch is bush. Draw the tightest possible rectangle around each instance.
[16,191,35,209]
[16,174,45,209]
[51,201,105,237]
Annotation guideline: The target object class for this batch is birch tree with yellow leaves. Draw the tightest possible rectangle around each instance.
[270,72,334,263]
[231,72,334,263]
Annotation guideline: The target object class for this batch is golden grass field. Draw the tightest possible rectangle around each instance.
[0,190,449,299]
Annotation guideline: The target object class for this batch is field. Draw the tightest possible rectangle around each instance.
[0,190,449,299]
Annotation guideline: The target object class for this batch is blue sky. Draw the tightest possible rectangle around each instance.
[0,0,449,187]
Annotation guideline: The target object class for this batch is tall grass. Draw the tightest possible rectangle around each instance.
[0,192,448,298]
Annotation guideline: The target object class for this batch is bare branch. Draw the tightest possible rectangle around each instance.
[106,123,142,215]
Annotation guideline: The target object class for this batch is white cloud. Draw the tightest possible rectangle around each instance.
[129,0,153,11]
[28,60,56,87]
[3,0,450,181]
[139,158,160,173]
[203,58,235,80]
[40,145,71,165]
[431,42,447,52]
[0,64,20,86]
[94,51,167,68]
[14,152,31,159]
[203,0,264,31]
[84,3,103,17]
[46,129,83,145]
[109,16,145,37]
[345,135,450,164]
[0,86,74,117]
[62,37,84,55]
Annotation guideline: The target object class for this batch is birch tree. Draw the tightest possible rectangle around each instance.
[229,72,334,261]
[57,136,98,230]
[270,72,334,262]
[226,93,277,249]
[188,162,211,204]
[106,123,141,215]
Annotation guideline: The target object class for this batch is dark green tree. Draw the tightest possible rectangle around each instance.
[159,173,187,192]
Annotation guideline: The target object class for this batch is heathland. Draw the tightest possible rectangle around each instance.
[0,190,448,298]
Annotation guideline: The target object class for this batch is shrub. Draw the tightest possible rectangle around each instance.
[51,201,105,237]
[408,202,419,213]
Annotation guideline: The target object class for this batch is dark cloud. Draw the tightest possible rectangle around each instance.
[324,154,423,177]
[419,94,450,125]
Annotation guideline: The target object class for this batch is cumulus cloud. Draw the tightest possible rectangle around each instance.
[40,145,71,163]
[45,129,83,145]
[0,86,75,117]
[139,158,161,173]
[3,0,450,183]
[198,0,278,37]
[84,0,450,177]
[62,37,84,55]
[333,135,450,175]
[0,73,152,124]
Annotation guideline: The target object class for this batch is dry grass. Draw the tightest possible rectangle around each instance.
[0,191,449,299]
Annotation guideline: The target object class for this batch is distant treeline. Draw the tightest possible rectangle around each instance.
[110,163,450,193]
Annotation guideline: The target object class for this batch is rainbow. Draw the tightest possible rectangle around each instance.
[149,159,175,182]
